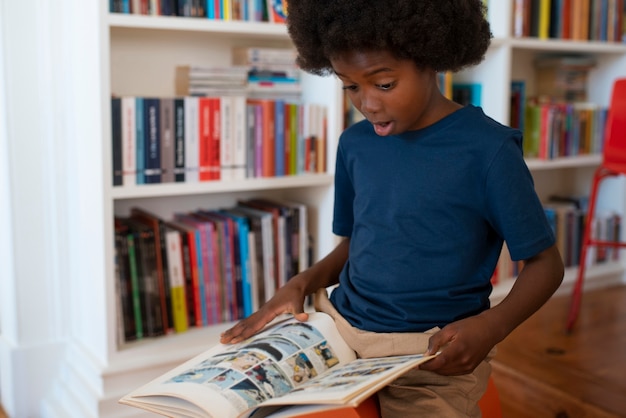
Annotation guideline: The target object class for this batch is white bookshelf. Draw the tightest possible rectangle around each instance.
[3,2,624,418]
[472,3,626,306]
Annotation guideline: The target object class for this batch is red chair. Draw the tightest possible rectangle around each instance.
[297,375,502,418]
[566,78,626,333]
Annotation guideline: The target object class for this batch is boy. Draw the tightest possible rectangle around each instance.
[221,1,564,416]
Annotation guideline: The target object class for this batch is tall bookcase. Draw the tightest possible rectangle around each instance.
[100,4,344,417]
[8,2,622,417]
[481,2,626,302]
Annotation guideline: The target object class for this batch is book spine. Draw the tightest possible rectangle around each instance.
[184,96,199,183]
[121,97,137,186]
[143,98,161,183]
[174,98,186,182]
[288,102,298,175]
[262,100,275,177]
[198,97,213,181]
[220,96,234,181]
[206,222,222,324]
[125,233,144,339]
[232,96,247,180]
[160,98,175,183]
[165,229,189,333]
[274,99,285,176]
[254,103,263,177]
[111,97,123,186]
[246,103,256,178]
[209,97,221,180]
[135,97,146,184]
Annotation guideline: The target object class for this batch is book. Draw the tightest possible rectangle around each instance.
[198,96,221,181]
[111,97,123,186]
[164,227,190,333]
[119,312,438,418]
[131,207,173,333]
[160,98,176,183]
[184,96,200,183]
[143,98,162,183]
[122,96,137,186]
[266,0,288,23]
[166,219,201,328]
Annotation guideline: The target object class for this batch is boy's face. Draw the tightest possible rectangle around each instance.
[332,50,447,136]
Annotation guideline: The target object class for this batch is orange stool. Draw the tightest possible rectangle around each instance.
[296,376,502,418]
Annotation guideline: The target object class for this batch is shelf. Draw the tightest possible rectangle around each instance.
[507,37,626,54]
[107,13,288,38]
[109,174,334,200]
[525,154,601,171]
[490,261,625,305]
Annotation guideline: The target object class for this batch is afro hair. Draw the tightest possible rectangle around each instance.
[286,0,492,76]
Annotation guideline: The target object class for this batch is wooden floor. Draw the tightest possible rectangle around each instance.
[492,283,626,418]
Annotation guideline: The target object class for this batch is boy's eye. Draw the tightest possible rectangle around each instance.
[376,82,395,90]
[342,84,358,92]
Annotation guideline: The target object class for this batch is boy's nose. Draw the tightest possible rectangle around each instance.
[359,93,381,115]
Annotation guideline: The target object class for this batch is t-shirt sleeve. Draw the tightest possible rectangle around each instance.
[484,133,556,261]
[332,142,354,237]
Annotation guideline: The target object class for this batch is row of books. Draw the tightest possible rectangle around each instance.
[111,96,328,186]
[521,99,607,159]
[513,0,625,42]
[491,197,621,284]
[109,0,287,23]
[114,199,311,344]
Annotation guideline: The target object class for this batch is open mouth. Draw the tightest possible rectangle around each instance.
[372,121,394,136]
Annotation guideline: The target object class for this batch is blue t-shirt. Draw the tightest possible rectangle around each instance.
[330,105,555,333]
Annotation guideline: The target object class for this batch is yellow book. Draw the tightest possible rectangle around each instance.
[223,0,231,21]
[538,0,552,39]
[165,229,189,333]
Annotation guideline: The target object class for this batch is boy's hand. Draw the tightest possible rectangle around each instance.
[419,315,497,376]
[220,284,309,344]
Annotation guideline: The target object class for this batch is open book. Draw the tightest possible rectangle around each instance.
[119,312,437,418]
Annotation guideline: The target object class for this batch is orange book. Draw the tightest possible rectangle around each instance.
[247,99,276,177]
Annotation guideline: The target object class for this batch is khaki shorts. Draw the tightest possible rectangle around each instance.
[314,288,494,418]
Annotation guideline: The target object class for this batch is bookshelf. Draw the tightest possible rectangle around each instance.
[480,2,626,303]
[103,0,343,362]
[3,2,624,418]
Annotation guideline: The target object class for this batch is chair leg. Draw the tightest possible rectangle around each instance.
[565,169,605,333]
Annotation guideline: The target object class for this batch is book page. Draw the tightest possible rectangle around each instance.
[120,312,356,418]
[258,353,436,410]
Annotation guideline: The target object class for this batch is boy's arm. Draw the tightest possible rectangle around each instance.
[220,237,350,344]
[421,244,564,375]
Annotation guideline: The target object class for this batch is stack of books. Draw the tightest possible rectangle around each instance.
[233,46,302,100]
[175,65,249,97]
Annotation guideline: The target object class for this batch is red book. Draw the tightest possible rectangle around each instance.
[561,0,572,38]
[198,97,221,181]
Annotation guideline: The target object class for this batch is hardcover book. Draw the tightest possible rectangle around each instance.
[119,312,437,418]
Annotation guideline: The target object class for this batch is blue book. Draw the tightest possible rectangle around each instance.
[135,97,145,184]
[143,98,161,183]
[206,0,215,19]
[274,100,286,176]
